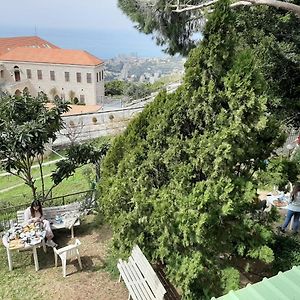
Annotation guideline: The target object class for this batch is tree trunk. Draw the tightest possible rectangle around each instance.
[37,154,45,200]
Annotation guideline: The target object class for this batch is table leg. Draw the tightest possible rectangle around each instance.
[32,246,39,271]
[6,247,13,271]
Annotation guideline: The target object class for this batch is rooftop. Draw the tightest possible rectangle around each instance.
[0,47,103,66]
[0,36,59,55]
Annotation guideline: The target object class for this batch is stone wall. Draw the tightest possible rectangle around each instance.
[53,105,144,147]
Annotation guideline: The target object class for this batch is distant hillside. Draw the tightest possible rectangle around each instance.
[104,55,185,83]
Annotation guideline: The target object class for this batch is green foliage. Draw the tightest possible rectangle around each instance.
[220,267,240,294]
[100,1,285,298]
[272,235,300,272]
[247,245,274,264]
[52,142,109,185]
[124,82,152,100]
[118,0,202,55]
[0,92,69,200]
[118,0,300,127]
[103,243,126,279]
[258,157,299,190]
[105,80,154,100]
[292,147,300,167]
[234,4,300,128]
[105,80,129,96]
[82,165,96,188]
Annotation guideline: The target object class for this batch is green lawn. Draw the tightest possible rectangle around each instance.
[0,163,58,190]
[0,166,91,207]
[0,150,64,174]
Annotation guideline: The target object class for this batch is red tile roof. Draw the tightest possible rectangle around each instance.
[0,36,59,55]
[0,47,103,66]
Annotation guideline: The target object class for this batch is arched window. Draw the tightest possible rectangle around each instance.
[14,66,20,82]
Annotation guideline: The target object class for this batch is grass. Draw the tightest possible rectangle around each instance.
[0,151,64,175]
[0,166,91,208]
[0,163,58,190]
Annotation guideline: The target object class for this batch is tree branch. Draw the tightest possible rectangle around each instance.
[6,170,27,182]
[233,0,300,16]
[174,0,218,12]
[173,0,300,17]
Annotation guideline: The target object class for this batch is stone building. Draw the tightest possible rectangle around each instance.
[0,36,104,105]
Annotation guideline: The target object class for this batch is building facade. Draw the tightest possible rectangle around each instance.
[0,36,104,105]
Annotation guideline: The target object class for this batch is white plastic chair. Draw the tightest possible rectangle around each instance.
[53,239,83,277]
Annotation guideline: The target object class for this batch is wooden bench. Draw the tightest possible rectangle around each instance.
[117,245,166,300]
[17,202,81,238]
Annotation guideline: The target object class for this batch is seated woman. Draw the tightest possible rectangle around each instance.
[24,200,57,247]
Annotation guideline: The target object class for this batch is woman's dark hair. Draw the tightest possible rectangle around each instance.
[30,200,43,217]
[291,182,300,201]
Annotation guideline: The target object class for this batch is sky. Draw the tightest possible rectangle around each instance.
[0,0,132,30]
[0,0,166,58]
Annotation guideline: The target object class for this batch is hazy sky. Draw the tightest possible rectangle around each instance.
[0,0,134,30]
[0,0,165,58]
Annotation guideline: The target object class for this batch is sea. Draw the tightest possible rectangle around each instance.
[0,26,167,60]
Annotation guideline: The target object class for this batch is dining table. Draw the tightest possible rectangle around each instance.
[2,222,47,271]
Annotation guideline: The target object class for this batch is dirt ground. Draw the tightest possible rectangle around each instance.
[36,217,128,300]
[1,190,290,300]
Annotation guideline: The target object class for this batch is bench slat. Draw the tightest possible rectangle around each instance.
[132,246,166,298]
[128,257,156,300]
[118,245,166,300]
[118,260,146,300]
[118,259,154,300]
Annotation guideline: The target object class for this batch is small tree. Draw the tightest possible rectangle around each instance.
[0,92,69,201]
[62,119,85,146]
[105,80,128,96]
[52,142,110,186]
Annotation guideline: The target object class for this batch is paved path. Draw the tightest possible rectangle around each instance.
[0,159,63,178]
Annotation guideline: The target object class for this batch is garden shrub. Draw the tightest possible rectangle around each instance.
[99,1,285,298]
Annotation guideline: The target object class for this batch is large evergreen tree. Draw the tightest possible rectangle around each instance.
[100,0,286,298]
[118,0,300,127]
